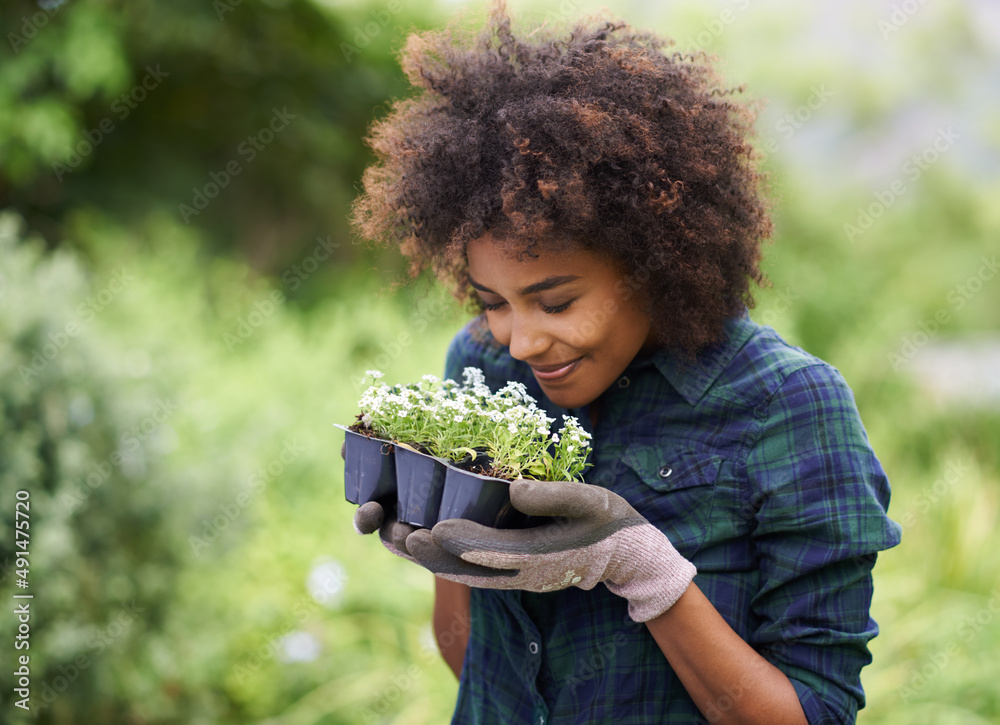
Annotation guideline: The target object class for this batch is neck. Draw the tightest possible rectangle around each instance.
[588,398,601,428]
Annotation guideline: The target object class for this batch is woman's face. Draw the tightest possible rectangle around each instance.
[466,232,653,410]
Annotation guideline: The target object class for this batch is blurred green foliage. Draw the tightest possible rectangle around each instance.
[1,0,428,285]
[1,0,998,723]
[0,208,467,723]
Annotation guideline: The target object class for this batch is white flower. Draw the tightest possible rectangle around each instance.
[463,367,485,387]
[350,368,592,481]
[462,367,491,398]
[366,370,384,379]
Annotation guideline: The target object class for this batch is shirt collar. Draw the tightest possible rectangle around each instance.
[642,311,755,406]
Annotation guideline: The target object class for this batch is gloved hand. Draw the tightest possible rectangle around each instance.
[405,478,697,622]
[352,501,419,563]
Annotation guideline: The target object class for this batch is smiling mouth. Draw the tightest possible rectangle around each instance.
[530,357,583,382]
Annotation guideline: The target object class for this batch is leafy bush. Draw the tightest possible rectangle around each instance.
[0,209,468,723]
[0,212,191,721]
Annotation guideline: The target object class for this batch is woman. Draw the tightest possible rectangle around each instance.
[349,3,901,722]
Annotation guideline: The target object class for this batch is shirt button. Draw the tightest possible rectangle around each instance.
[528,641,539,655]
[617,375,630,389]
[658,465,673,479]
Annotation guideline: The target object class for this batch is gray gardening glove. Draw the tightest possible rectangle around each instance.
[353,501,420,563]
[405,479,697,622]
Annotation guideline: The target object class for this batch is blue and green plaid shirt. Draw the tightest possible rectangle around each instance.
[442,311,902,725]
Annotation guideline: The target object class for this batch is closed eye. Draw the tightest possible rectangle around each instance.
[480,299,575,313]
[542,300,574,314]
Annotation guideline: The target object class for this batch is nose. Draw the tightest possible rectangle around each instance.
[506,310,551,362]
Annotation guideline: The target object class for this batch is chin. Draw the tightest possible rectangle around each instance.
[538,386,593,411]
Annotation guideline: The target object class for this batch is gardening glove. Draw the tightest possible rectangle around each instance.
[352,501,420,564]
[405,478,697,622]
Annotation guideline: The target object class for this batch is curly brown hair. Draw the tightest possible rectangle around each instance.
[352,1,771,355]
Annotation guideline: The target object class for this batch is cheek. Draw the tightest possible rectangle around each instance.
[564,317,601,349]
[563,303,623,349]
[611,297,651,341]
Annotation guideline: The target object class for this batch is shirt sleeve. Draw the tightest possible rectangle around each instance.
[745,362,902,724]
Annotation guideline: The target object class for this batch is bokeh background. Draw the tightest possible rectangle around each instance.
[1,0,998,722]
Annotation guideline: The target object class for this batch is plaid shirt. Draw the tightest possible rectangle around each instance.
[442,311,902,725]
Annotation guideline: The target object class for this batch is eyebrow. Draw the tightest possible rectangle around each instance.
[469,275,581,297]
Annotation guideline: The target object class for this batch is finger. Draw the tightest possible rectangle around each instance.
[433,518,547,561]
[509,478,615,518]
[353,501,384,535]
[381,520,418,555]
[340,441,346,460]
[407,528,519,580]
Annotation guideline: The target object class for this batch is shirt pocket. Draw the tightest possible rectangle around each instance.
[619,443,724,558]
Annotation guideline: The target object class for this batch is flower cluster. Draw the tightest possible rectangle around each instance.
[354,368,592,482]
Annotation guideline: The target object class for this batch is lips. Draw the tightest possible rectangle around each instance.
[530,357,582,382]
